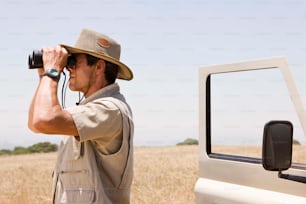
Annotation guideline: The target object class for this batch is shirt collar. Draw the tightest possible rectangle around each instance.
[80,83,120,105]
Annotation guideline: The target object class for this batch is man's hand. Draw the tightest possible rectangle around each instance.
[42,45,68,73]
[37,67,44,77]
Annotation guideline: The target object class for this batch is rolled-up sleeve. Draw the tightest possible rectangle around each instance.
[66,99,122,144]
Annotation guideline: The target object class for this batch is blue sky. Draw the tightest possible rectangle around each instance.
[0,0,306,148]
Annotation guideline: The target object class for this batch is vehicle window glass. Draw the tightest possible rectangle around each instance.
[210,68,306,165]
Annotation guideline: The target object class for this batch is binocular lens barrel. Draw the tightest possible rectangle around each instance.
[28,50,75,69]
[28,50,43,69]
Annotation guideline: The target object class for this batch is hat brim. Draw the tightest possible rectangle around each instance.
[61,44,133,80]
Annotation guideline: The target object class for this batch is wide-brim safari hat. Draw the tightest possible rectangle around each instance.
[61,29,133,80]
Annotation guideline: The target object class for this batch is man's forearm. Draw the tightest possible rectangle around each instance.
[28,76,61,133]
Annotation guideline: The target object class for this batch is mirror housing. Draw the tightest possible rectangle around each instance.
[262,120,293,171]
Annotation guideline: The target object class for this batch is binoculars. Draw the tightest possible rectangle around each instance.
[28,50,76,69]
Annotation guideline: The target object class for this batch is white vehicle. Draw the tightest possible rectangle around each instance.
[195,57,306,204]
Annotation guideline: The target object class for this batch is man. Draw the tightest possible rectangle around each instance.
[28,29,134,204]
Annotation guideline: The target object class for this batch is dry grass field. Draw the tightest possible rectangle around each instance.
[0,145,305,204]
[0,145,198,204]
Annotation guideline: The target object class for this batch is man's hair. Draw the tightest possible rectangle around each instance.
[86,54,118,84]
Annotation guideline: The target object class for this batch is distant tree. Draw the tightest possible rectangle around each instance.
[14,146,29,155]
[0,142,58,156]
[0,149,12,155]
[28,142,58,153]
[177,138,198,146]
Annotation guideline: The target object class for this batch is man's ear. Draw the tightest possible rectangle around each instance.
[95,59,106,76]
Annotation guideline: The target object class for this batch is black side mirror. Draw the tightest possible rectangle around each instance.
[262,120,293,171]
[262,120,306,184]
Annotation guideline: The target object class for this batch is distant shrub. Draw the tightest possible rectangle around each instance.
[177,138,198,146]
[293,139,301,145]
[14,146,29,155]
[28,142,58,153]
[0,149,12,155]
[0,142,58,156]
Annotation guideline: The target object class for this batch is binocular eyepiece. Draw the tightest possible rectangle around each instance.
[28,50,76,69]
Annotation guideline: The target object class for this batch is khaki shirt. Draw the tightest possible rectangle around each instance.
[52,83,134,204]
